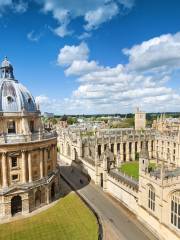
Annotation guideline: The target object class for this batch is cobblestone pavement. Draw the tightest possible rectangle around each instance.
[58,157,158,240]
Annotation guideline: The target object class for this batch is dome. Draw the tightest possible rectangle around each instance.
[0,57,37,113]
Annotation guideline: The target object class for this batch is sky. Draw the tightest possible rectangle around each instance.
[1,0,180,114]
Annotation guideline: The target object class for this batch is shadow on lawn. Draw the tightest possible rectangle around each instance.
[59,161,103,240]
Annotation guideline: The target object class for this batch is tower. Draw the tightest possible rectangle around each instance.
[139,141,149,172]
[135,107,146,130]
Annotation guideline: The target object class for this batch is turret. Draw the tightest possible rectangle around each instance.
[0,57,14,79]
[139,141,149,172]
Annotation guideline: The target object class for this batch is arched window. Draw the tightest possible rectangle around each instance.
[171,191,180,230]
[7,120,16,133]
[148,186,155,211]
[7,96,14,104]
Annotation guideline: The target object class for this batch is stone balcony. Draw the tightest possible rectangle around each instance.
[0,130,57,144]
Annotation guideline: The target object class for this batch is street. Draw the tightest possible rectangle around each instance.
[58,158,158,240]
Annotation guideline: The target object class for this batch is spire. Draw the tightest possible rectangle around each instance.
[0,57,15,79]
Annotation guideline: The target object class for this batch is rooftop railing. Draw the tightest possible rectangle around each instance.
[0,130,57,144]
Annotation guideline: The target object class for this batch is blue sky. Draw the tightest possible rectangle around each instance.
[1,0,180,114]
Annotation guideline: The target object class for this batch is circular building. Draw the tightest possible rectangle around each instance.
[0,57,60,218]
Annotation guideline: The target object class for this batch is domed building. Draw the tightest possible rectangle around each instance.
[0,57,60,218]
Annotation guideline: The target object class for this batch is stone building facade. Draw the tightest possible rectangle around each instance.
[58,116,180,239]
[0,58,60,219]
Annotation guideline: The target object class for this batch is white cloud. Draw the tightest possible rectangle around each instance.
[78,32,92,40]
[84,3,119,31]
[65,60,100,76]
[36,0,134,37]
[53,34,180,114]
[124,32,180,73]
[57,42,89,66]
[27,30,43,42]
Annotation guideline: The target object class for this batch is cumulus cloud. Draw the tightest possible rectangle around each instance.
[84,3,119,31]
[53,33,180,114]
[36,0,134,37]
[57,42,89,66]
[124,32,180,73]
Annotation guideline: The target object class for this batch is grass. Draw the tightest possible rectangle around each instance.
[0,193,98,240]
[119,161,156,180]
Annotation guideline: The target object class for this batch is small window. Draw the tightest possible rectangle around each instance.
[7,96,14,104]
[148,186,155,211]
[29,120,34,133]
[12,174,18,181]
[28,98,32,104]
[7,120,16,133]
[11,156,17,168]
[171,191,180,230]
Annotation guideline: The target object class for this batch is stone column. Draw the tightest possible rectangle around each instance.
[131,142,135,161]
[54,145,57,169]
[51,145,55,171]
[46,187,50,204]
[137,141,141,153]
[28,151,32,183]
[22,150,26,183]
[2,152,8,188]
[126,142,130,161]
[40,148,43,178]
[44,149,48,176]
[114,142,117,156]
[148,141,152,159]
[120,142,124,162]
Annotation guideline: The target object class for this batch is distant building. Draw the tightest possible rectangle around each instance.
[44,112,54,118]
[135,107,146,130]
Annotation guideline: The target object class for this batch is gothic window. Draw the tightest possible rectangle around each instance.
[7,120,16,133]
[11,156,17,168]
[89,148,92,157]
[117,143,120,152]
[135,142,137,152]
[111,144,114,153]
[171,191,180,230]
[141,141,143,150]
[98,145,101,156]
[148,186,155,211]
[151,141,153,151]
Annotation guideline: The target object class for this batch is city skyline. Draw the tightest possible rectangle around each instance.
[1,0,180,114]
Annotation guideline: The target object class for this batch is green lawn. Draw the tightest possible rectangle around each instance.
[0,193,98,240]
[119,161,156,180]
